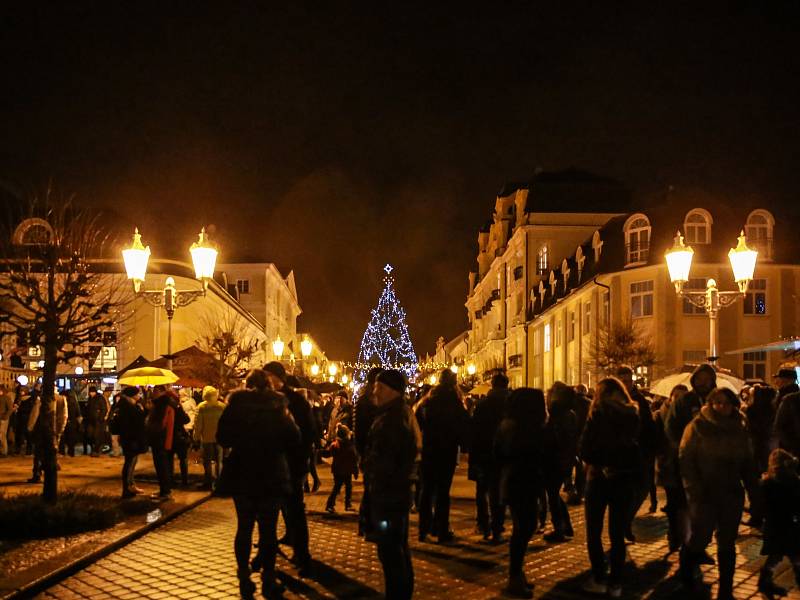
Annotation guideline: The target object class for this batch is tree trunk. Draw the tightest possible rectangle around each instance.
[40,340,59,503]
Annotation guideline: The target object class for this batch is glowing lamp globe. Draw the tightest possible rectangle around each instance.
[341,374,349,385]
[429,374,438,385]
[75,366,84,375]
[665,231,694,291]
[310,363,320,376]
[122,228,151,292]
[17,374,29,386]
[467,363,477,376]
[300,337,313,358]
[449,364,458,374]
[190,228,218,281]
[728,231,758,292]
[328,363,338,377]
[272,335,284,358]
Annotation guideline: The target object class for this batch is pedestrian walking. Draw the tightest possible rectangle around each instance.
[26,387,67,483]
[542,382,577,543]
[757,448,800,599]
[655,384,690,552]
[217,369,300,599]
[263,361,316,577]
[362,369,420,600]
[193,385,225,490]
[679,387,760,599]
[494,387,547,599]
[416,368,469,543]
[579,377,642,598]
[0,385,13,456]
[325,424,359,513]
[354,366,382,536]
[112,386,147,498]
[564,383,591,504]
[145,385,186,500]
[746,385,778,476]
[468,372,509,542]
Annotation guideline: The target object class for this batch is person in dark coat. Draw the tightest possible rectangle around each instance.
[615,365,656,541]
[579,377,642,598]
[114,386,147,498]
[326,424,359,513]
[775,390,800,458]
[773,368,799,407]
[542,382,577,543]
[14,387,33,455]
[217,369,300,599]
[166,391,191,487]
[145,385,186,500]
[565,383,591,504]
[264,361,316,576]
[655,384,689,552]
[468,373,509,542]
[757,448,800,599]
[679,387,760,599]
[746,385,778,476]
[415,368,469,543]
[355,366,382,537]
[58,389,82,457]
[86,386,107,457]
[494,387,548,599]
[363,369,421,600]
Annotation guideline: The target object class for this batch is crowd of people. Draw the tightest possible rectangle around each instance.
[2,360,800,600]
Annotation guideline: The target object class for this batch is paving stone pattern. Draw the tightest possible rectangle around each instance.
[38,466,800,599]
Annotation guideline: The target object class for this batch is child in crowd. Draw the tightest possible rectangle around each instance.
[758,448,800,599]
[326,424,359,513]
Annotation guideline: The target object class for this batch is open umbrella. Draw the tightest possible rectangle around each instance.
[648,371,744,398]
[118,367,179,386]
[468,382,491,396]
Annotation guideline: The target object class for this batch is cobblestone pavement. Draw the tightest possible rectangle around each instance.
[38,464,800,599]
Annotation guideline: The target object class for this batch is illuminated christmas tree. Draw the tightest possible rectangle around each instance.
[355,264,418,385]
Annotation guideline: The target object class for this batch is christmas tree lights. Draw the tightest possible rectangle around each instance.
[355,264,418,385]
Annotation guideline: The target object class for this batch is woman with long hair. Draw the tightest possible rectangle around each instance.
[494,387,548,598]
[579,377,641,598]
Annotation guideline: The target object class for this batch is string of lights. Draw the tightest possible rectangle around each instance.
[354,265,418,383]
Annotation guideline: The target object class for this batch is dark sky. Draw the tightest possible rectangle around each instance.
[2,4,799,360]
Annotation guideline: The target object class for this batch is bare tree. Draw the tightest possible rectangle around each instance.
[0,191,132,502]
[588,318,658,378]
[196,310,261,393]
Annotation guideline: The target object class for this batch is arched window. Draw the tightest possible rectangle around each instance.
[537,244,549,275]
[745,209,774,260]
[12,218,54,247]
[624,214,651,265]
[683,209,712,245]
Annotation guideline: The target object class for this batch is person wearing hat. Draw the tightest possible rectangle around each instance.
[774,368,799,407]
[362,369,421,600]
[263,360,317,577]
[193,385,225,491]
[114,386,147,498]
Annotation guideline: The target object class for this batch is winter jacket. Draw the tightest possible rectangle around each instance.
[416,384,469,465]
[760,474,800,556]
[579,397,641,480]
[363,396,421,512]
[774,392,800,457]
[572,392,591,437]
[662,389,704,484]
[330,435,359,479]
[745,397,776,474]
[146,393,189,451]
[193,397,225,444]
[217,388,300,499]
[467,386,508,481]
[629,387,657,459]
[86,392,107,425]
[354,391,378,460]
[544,384,579,482]
[679,405,759,507]
[27,393,67,437]
[281,386,317,479]
[777,382,800,407]
[494,417,546,506]
[117,397,147,454]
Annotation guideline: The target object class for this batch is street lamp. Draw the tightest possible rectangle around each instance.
[310,362,320,377]
[328,362,338,377]
[467,363,477,376]
[300,336,313,358]
[449,364,458,374]
[272,335,285,359]
[665,230,757,365]
[122,227,218,370]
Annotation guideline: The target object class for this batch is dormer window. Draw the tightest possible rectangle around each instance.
[624,214,650,265]
[745,209,774,261]
[683,209,712,245]
[537,244,549,275]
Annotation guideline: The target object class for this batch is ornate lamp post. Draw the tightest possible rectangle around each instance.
[272,335,285,360]
[122,228,218,370]
[665,231,757,365]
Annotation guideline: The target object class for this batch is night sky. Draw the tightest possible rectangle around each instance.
[2,4,799,360]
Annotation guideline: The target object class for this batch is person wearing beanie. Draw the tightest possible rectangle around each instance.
[114,386,146,499]
[263,360,317,577]
[193,385,225,491]
[363,369,421,600]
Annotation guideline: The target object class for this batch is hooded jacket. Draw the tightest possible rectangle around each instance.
[679,404,759,506]
[579,395,641,479]
[416,383,469,464]
[193,394,225,444]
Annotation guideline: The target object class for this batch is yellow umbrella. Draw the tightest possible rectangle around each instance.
[118,366,179,386]
[468,382,491,396]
